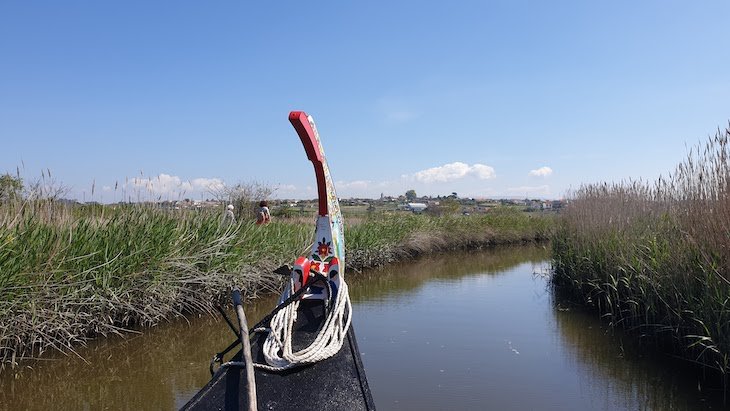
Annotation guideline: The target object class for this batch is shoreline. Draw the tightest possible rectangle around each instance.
[0,207,551,370]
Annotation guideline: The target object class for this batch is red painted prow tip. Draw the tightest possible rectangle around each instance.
[289,111,328,216]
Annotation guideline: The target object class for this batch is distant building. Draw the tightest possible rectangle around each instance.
[406,202,428,213]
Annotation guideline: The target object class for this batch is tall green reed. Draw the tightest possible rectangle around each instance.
[346,209,552,269]
[0,197,550,369]
[0,200,308,368]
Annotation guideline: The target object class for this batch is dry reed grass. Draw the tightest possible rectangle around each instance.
[553,124,730,386]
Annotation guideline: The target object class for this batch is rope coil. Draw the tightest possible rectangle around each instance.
[253,275,352,371]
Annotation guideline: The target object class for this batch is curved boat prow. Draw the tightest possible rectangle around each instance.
[289,111,327,215]
[288,111,345,300]
[181,111,374,411]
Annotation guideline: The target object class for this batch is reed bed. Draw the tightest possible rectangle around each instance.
[0,202,309,369]
[347,209,551,269]
[0,200,550,370]
[552,124,730,386]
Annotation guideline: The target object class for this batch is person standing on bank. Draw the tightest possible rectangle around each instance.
[222,204,236,226]
[256,200,271,225]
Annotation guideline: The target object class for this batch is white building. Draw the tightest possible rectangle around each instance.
[406,202,428,213]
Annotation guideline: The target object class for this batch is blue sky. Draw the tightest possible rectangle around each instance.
[2,1,728,202]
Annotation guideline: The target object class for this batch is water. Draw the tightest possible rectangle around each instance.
[0,245,724,410]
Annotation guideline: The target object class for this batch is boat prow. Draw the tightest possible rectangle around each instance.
[181,112,375,411]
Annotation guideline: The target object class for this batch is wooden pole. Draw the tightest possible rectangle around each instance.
[233,288,257,411]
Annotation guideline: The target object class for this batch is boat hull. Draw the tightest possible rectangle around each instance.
[181,300,375,411]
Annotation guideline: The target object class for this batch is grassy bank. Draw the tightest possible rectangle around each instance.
[0,201,551,369]
[552,125,730,386]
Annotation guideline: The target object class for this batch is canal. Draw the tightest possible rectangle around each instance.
[0,245,724,410]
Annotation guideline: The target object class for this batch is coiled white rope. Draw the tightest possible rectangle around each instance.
[253,278,352,371]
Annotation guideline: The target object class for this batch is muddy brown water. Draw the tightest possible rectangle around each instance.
[0,245,725,410]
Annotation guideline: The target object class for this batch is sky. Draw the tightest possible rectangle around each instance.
[1,1,729,202]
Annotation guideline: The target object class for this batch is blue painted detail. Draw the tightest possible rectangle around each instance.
[309,286,324,295]
[329,281,338,301]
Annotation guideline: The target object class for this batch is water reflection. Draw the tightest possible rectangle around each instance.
[0,298,278,411]
[1,245,723,410]
[554,308,724,410]
[348,244,550,303]
[353,246,560,410]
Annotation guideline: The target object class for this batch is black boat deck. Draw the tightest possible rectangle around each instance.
[181,300,375,411]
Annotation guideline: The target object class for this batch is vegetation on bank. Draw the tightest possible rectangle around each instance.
[552,125,730,386]
[0,198,551,369]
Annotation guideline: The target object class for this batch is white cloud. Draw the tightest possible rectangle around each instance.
[528,166,553,177]
[126,173,224,196]
[102,185,112,191]
[190,177,225,192]
[470,164,497,179]
[410,162,496,183]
